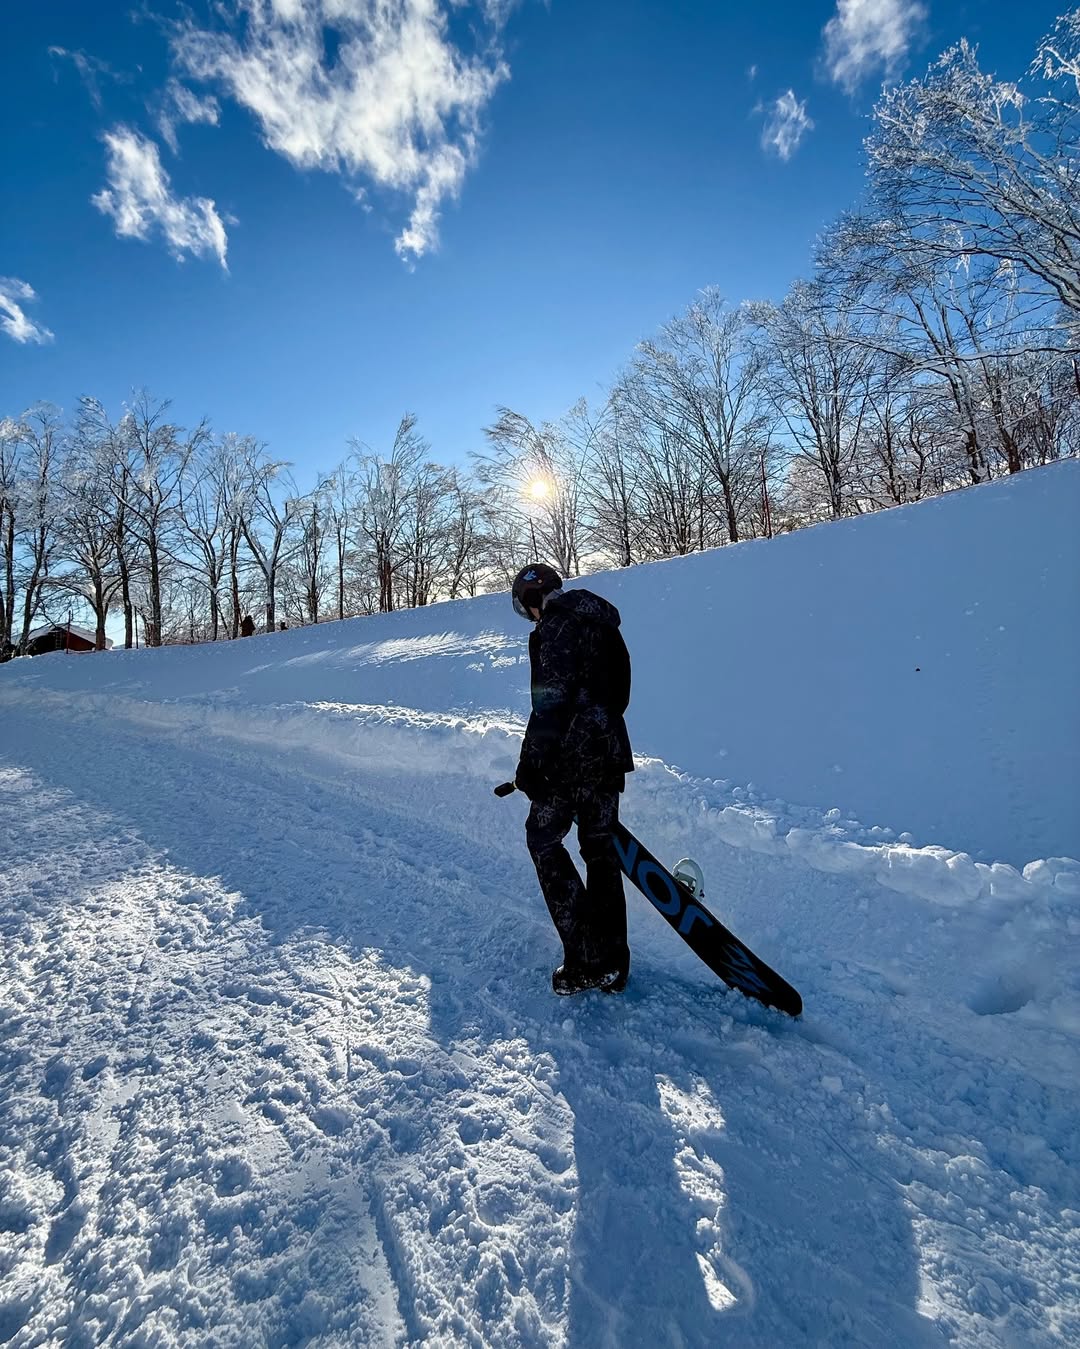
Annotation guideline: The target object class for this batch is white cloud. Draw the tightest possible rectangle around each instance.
[158,80,221,154]
[761,90,814,161]
[822,0,927,92]
[0,278,54,345]
[172,0,511,261]
[92,127,229,268]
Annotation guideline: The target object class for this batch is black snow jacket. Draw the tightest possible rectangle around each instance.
[516,588,634,797]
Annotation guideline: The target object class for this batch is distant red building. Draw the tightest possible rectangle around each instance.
[23,624,113,656]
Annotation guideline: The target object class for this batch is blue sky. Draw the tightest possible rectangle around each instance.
[0,0,1064,482]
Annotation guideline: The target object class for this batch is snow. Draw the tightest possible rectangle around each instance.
[1,463,1078,1347]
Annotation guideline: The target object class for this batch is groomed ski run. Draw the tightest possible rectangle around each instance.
[2,464,1079,1347]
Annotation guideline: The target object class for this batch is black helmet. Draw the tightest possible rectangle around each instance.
[511,563,562,620]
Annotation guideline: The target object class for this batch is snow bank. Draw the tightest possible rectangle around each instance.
[7,684,1076,923]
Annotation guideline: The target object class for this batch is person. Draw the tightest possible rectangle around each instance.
[240,614,256,637]
[511,563,634,995]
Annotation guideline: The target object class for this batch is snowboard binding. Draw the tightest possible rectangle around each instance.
[673,857,705,899]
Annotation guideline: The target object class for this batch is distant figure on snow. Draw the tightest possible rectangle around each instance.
[279,621,288,631]
[240,614,256,637]
[511,563,634,996]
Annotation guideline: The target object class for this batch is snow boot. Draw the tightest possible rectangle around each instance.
[552,960,629,996]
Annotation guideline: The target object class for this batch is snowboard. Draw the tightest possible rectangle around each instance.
[494,783,803,1017]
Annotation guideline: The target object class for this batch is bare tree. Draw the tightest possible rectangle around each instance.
[1002,348,1080,464]
[624,291,772,543]
[477,406,588,576]
[443,469,490,598]
[67,398,140,649]
[751,284,875,519]
[855,359,935,506]
[53,403,124,649]
[353,414,428,613]
[294,484,332,623]
[866,17,1080,326]
[580,394,642,567]
[236,442,300,632]
[325,459,359,621]
[113,392,208,646]
[634,421,711,558]
[824,203,1079,483]
[0,418,20,651]
[397,461,456,608]
[179,434,243,641]
[6,406,67,649]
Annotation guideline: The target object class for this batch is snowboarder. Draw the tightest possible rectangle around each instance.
[511,563,635,995]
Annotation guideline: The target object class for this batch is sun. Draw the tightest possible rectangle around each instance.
[527,477,551,501]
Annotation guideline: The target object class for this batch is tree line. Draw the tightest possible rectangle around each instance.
[2,11,1077,655]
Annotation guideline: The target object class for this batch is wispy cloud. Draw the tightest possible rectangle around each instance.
[171,0,512,262]
[822,0,927,92]
[49,46,127,111]
[760,90,814,161]
[92,128,229,268]
[0,278,54,345]
[158,80,221,154]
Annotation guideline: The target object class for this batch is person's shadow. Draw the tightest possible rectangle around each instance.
[554,1041,726,1345]
[6,716,939,1347]
[543,980,944,1348]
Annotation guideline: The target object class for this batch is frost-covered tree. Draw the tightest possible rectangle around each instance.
[477,406,589,577]
[292,483,333,623]
[623,291,773,544]
[53,403,124,649]
[3,406,68,649]
[351,414,430,613]
[0,418,21,652]
[113,392,207,647]
[235,441,300,632]
[750,285,875,519]
[579,394,643,568]
[865,12,1080,328]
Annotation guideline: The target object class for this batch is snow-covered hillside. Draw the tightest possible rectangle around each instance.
[1,464,1078,1347]
[6,461,1078,866]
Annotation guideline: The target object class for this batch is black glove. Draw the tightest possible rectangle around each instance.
[514,763,545,801]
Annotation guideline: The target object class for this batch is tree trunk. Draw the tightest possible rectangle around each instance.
[93,576,107,650]
[336,529,346,621]
[19,527,48,649]
[148,533,163,647]
[1,510,14,646]
[229,528,241,639]
[208,560,221,641]
[720,474,740,544]
[760,452,773,539]
[116,497,134,649]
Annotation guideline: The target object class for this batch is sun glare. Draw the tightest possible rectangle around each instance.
[527,478,551,501]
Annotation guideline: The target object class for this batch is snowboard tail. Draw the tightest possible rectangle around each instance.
[612,822,803,1017]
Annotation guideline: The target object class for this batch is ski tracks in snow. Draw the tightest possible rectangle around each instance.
[0,726,578,1347]
[1,696,1079,1347]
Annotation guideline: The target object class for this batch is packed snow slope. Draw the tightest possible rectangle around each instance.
[5,461,1079,865]
[1,462,1079,1348]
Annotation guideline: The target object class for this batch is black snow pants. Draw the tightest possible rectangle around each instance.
[525,786,629,974]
